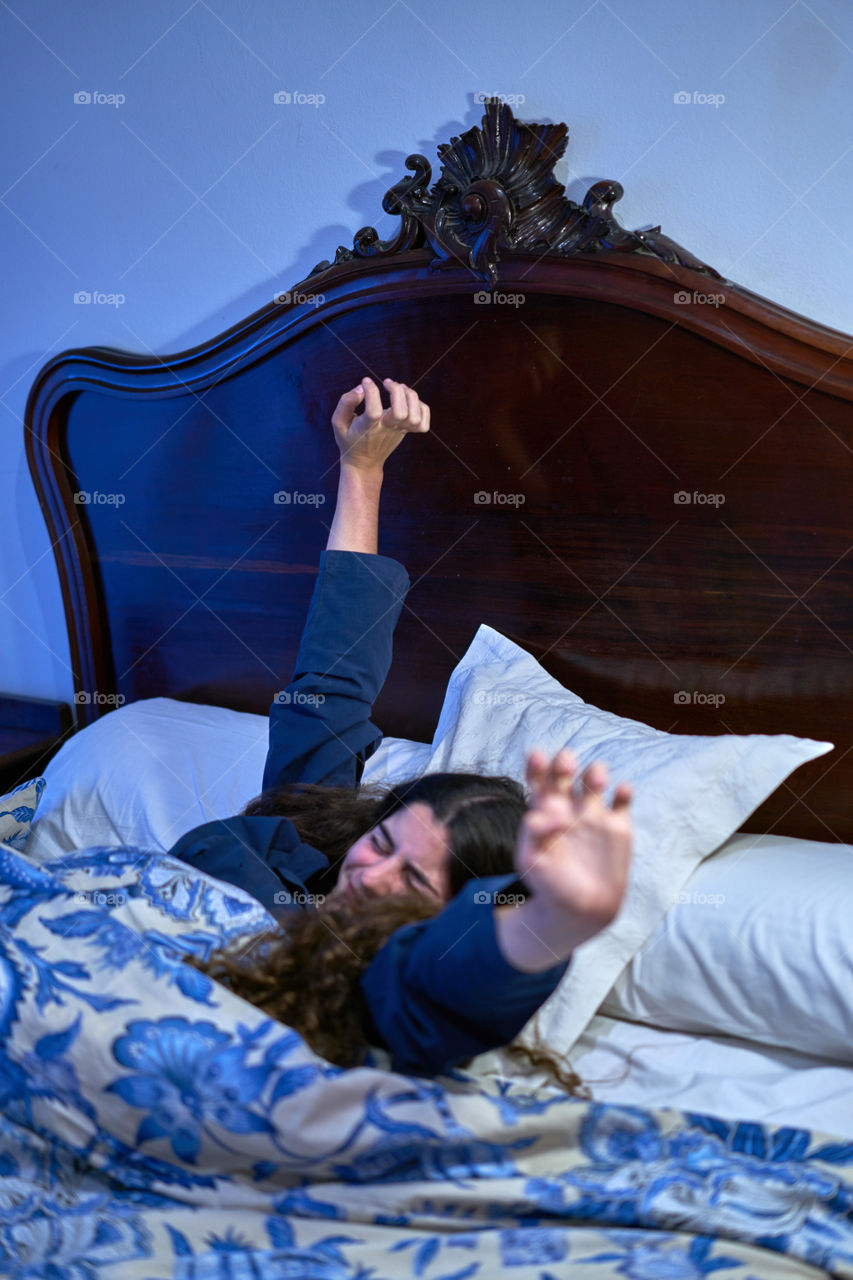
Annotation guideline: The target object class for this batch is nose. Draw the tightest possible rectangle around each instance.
[356,856,403,899]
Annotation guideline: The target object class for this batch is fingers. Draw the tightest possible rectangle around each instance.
[337,376,430,435]
[332,376,430,474]
[332,376,379,429]
[383,378,408,425]
[525,749,578,812]
[381,378,430,433]
[360,376,384,422]
[524,748,631,813]
[524,747,551,798]
[611,782,633,812]
[332,383,366,429]
[402,385,422,428]
[580,760,609,797]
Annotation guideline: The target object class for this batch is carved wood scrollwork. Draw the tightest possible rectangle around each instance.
[311,99,722,286]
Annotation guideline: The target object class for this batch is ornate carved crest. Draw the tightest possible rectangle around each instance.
[311,99,721,287]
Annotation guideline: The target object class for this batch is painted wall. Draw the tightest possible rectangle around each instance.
[2,0,852,702]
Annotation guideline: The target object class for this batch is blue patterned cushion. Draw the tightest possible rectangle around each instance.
[0,775,45,851]
[31,843,275,951]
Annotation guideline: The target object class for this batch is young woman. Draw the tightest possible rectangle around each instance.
[174,376,633,1077]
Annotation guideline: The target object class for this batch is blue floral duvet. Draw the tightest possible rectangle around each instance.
[2,842,852,1280]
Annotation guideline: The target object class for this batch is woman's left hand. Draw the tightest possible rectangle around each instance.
[331,377,430,473]
[493,749,633,973]
[516,749,633,937]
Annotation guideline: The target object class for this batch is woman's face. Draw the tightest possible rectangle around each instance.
[334,803,452,906]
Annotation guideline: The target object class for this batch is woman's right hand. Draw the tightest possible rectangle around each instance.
[331,376,430,474]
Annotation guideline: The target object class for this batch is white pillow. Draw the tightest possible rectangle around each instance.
[422,625,833,1061]
[26,697,431,863]
[599,831,853,1061]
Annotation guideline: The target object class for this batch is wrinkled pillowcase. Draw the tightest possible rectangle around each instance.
[0,776,46,852]
[599,831,853,1062]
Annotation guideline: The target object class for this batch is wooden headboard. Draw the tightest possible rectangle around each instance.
[25,102,853,843]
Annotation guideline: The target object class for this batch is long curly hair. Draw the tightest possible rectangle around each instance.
[188,893,587,1095]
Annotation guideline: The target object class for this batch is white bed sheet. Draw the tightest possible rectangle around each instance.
[568,1012,853,1140]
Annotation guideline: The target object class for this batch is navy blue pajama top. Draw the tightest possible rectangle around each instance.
[169,550,568,1076]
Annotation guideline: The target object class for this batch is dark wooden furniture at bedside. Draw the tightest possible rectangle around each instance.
[0,695,73,793]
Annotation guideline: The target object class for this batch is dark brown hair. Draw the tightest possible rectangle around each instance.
[243,772,528,895]
[189,893,587,1094]
[242,782,386,867]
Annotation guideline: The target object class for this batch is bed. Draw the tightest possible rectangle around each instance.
[6,99,853,1277]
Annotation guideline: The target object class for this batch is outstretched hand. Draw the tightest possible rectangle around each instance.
[517,749,633,938]
[494,749,633,974]
[331,376,430,472]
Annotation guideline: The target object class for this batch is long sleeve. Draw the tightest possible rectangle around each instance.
[170,550,409,907]
[360,874,570,1076]
[167,816,328,915]
[262,550,410,792]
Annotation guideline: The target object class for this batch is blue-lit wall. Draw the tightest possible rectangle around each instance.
[3,0,852,699]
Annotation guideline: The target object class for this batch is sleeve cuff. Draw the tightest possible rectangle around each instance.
[316,549,410,595]
[448,877,570,1015]
[361,874,570,1075]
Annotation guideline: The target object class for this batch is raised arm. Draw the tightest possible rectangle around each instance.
[326,376,430,554]
[261,377,430,793]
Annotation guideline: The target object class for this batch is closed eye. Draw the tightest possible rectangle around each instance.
[370,824,394,856]
[370,823,441,898]
[404,863,439,896]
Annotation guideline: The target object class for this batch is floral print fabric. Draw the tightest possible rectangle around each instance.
[1,842,852,1279]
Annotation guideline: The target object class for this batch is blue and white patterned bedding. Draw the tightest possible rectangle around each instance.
[2,842,853,1279]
